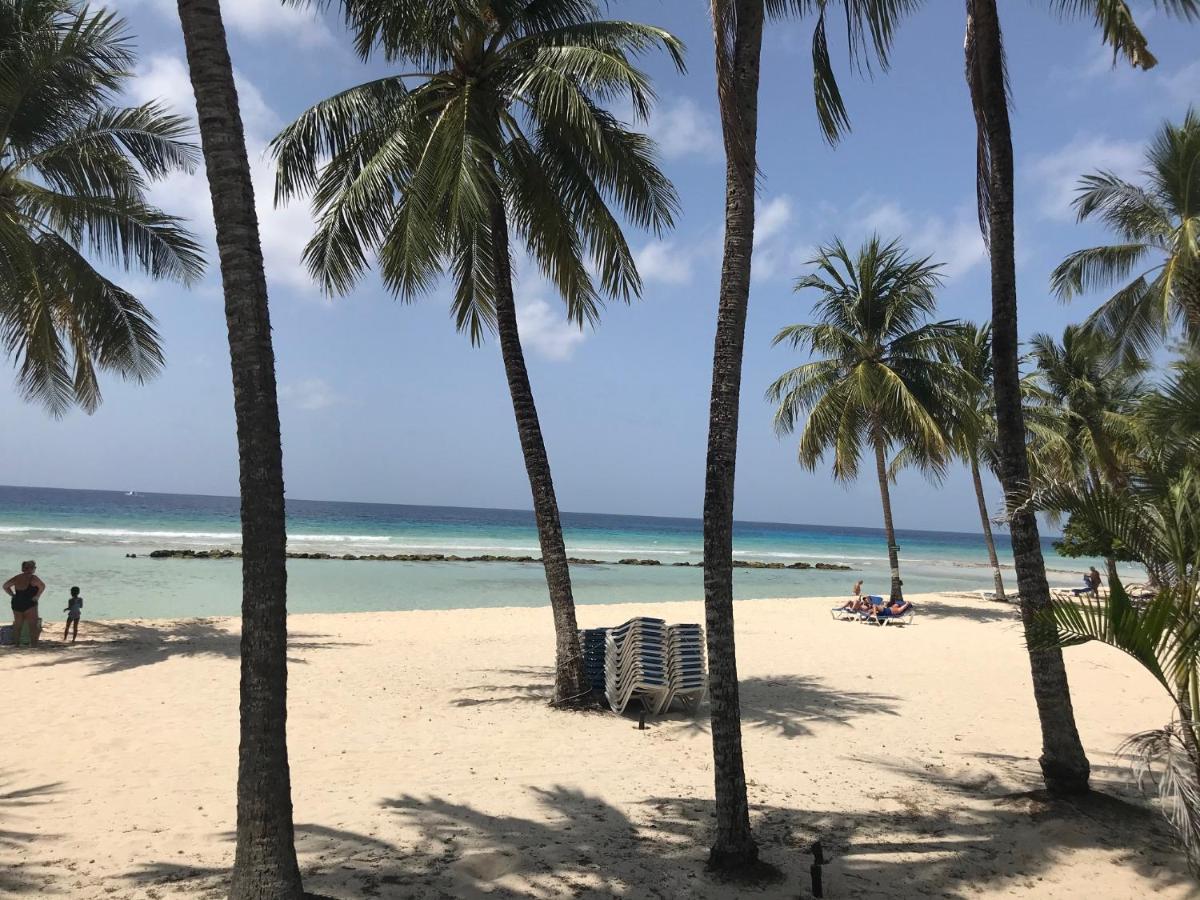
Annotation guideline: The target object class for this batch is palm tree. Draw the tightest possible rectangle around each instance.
[946,323,1007,599]
[1051,110,1200,354]
[1028,326,1146,586]
[961,0,1195,796]
[175,1,303,896]
[1027,325,1146,491]
[0,0,204,415]
[767,236,960,602]
[704,0,916,869]
[272,0,683,707]
[1029,452,1200,869]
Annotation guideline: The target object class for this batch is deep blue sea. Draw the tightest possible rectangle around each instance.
[0,485,1105,620]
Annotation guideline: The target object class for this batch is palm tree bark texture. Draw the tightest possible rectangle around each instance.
[175,0,305,895]
[873,439,904,601]
[965,0,1090,794]
[702,0,764,871]
[488,194,591,706]
[969,455,1006,598]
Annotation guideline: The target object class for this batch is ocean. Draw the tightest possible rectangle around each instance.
[0,485,1102,620]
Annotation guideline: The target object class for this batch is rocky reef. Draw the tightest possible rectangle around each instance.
[145,548,852,570]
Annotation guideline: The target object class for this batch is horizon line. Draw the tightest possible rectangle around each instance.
[0,482,1039,542]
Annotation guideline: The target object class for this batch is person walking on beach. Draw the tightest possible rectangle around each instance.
[1087,566,1103,597]
[5,560,45,648]
[63,586,83,643]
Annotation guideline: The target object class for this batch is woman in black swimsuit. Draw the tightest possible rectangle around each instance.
[5,560,45,647]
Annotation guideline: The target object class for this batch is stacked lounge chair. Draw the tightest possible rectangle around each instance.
[604,617,669,714]
[663,624,707,711]
[578,627,609,694]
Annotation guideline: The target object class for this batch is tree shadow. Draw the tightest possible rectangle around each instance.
[914,596,1023,625]
[127,771,1192,898]
[451,670,900,739]
[16,619,355,676]
[0,773,65,895]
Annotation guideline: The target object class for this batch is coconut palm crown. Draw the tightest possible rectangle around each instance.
[0,0,204,415]
[271,0,683,337]
[768,235,964,599]
[1051,109,1200,354]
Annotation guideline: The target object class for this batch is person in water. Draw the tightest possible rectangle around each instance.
[63,586,83,643]
[5,560,45,648]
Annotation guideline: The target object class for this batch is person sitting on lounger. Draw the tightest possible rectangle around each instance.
[840,581,867,612]
[869,597,912,621]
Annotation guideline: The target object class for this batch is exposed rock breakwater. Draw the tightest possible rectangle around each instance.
[146,549,852,570]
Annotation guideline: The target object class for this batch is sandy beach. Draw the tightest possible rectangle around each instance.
[2,592,1194,899]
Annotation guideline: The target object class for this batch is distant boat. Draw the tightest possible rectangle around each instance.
[125,491,139,497]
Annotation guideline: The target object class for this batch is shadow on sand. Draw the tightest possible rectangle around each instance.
[127,765,1190,899]
[0,773,65,895]
[452,668,900,739]
[12,619,356,676]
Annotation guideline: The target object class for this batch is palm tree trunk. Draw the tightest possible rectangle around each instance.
[175,2,304,896]
[970,455,1006,598]
[873,442,904,602]
[701,0,763,871]
[488,195,590,708]
[966,0,1090,795]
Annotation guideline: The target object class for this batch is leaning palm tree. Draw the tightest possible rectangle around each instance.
[704,0,917,869]
[175,0,303,896]
[768,236,960,602]
[0,0,204,415]
[272,0,683,707]
[1052,110,1200,354]
[962,0,1196,796]
[946,323,1007,599]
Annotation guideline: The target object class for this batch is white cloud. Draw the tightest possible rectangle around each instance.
[116,0,331,46]
[129,54,317,295]
[635,240,696,285]
[279,377,341,411]
[516,297,586,362]
[754,196,793,247]
[1160,59,1200,107]
[1027,135,1144,220]
[848,198,986,278]
[635,96,721,162]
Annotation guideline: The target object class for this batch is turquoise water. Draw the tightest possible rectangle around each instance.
[0,486,1114,620]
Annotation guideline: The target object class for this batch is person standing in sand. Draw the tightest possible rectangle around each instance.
[5,560,45,648]
[63,586,83,643]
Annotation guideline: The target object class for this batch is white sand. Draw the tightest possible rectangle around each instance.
[2,592,1194,898]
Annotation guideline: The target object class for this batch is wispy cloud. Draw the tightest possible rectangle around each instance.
[279,377,342,411]
[635,240,697,285]
[1026,135,1144,220]
[116,0,332,46]
[128,54,319,295]
[515,297,587,362]
[646,96,722,161]
[852,199,986,278]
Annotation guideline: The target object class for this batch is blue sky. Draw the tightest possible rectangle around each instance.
[2,1,1196,532]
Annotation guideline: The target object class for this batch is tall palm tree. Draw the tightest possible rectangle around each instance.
[962,0,1195,795]
[767,236,960,602]
[175,1,303,896]
[1052,110,1200,354]
[0,0,204,415]
[704,0,916,869]
[947,323,1006,599]
[272,0,683,707]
